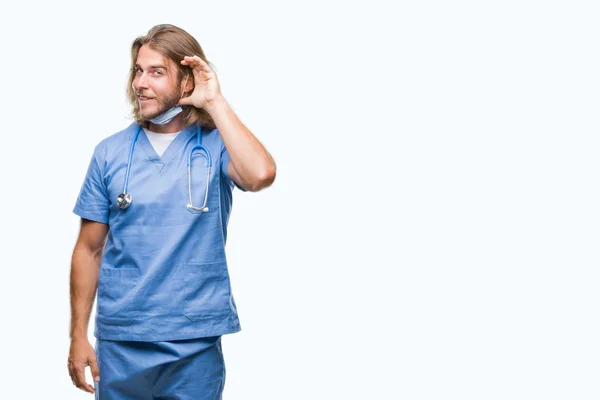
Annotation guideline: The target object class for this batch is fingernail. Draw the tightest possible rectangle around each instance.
[95,376,100,382]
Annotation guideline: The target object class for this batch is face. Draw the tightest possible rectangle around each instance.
[132,45,185,120]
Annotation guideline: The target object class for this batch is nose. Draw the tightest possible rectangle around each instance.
[133,72,149,91]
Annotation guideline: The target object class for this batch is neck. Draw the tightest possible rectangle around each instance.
[146,113,186,134]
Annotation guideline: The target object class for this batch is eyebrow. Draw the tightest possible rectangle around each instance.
[135,64,167,70]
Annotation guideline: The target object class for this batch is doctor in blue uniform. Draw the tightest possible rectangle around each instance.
[67,24,276,399]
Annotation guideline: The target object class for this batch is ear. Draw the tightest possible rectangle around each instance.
[181,72,193,95]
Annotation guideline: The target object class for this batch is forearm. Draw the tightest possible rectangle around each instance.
[205,95,276,187]
[69,246,102,341]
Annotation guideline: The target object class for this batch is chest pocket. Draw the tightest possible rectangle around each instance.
[179,162,219,214]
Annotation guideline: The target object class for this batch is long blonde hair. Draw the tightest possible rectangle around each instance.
[126,24,216,130]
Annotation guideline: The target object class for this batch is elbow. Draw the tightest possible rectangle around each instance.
[248,164,276,192]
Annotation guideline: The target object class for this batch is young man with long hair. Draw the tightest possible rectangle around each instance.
[68,24,276,399]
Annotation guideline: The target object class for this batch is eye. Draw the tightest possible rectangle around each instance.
[154,71,163,76]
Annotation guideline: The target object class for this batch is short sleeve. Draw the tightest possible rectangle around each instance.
[220,145,248,192]
[73,150,110,224]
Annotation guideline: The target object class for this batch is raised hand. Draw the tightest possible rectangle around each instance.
[178,55,223,109]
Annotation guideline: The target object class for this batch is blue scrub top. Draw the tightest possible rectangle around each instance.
[73,122,247,341]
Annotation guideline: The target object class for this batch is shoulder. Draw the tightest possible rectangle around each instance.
[199,125,225,149]
[93,122,140,161]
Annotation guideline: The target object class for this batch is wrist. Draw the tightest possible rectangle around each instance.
[70,335,89,344]
[204,94,227,114]
[70,328,88,342]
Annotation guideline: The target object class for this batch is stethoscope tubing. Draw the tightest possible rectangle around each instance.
[122,125,143,195]
[117,124,211,212]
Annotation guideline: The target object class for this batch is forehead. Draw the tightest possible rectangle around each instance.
[135,45,175,70]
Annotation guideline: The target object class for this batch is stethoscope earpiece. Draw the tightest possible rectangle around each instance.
[186,204,209,213]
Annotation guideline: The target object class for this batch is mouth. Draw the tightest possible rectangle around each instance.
[138,96,154,103]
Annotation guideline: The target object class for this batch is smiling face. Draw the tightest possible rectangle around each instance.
[132,45,185,121]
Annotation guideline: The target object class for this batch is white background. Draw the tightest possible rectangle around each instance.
[0,0,598,399]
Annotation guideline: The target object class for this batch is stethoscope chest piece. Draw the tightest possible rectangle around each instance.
[117,193,132,209]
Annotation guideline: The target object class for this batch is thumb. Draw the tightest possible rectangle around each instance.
[178,96,193,106]
[89,356,100,383]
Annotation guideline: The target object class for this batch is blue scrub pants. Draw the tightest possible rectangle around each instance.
[93,336,225,399]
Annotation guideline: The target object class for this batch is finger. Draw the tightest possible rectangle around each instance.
[89,356,101,384]
[192,56,212,72]
[181,56,199,68]
[181,58,205,82]
[183,55,211,72]
[74,364,95,393]
[68,361,78,387]
[68,368,77,387]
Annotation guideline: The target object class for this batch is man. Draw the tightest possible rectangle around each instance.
[68,24,276,399]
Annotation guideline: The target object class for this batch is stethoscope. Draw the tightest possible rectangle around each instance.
[117,124,212,212]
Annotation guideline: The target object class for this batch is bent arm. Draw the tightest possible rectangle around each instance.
[205,95,277,192]
[69,218,109,341]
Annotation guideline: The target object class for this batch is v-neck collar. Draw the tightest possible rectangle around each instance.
[137,123,198,174]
